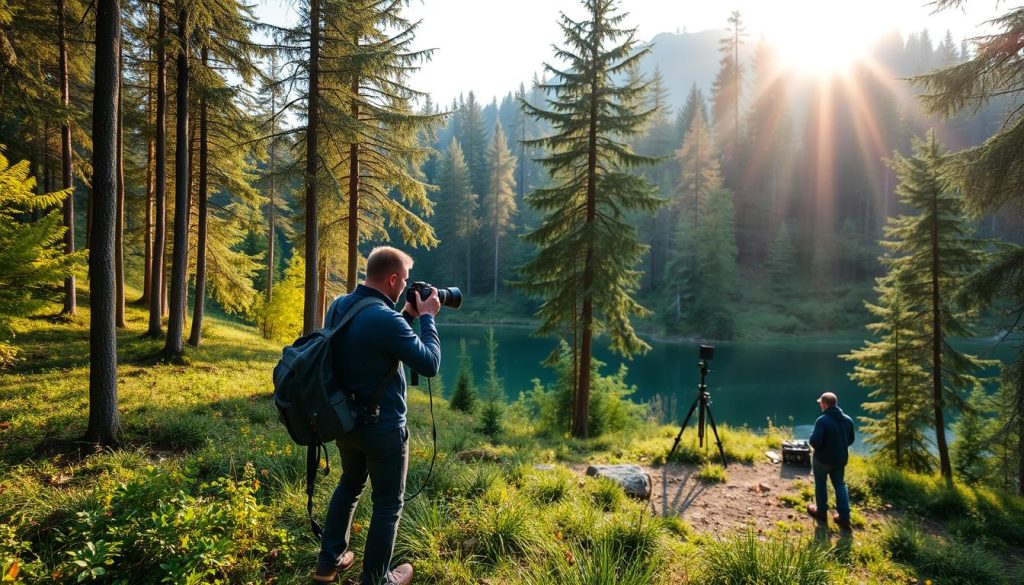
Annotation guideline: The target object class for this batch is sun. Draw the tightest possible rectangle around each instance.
[768,6,881,76]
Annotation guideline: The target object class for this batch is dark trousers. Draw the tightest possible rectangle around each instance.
[318,426,408,585]
[812,458,851,521]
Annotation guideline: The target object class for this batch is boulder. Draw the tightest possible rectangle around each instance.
[585,464,652,500]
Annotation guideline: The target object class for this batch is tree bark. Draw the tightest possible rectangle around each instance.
[930,181,952,479]
[58,0,76,316]
[148,0,168,335]
[86,0,121,447]
[303,0,321,333]
[164,1,190,356]
[346,77,359,292]
[573,39,601,440]
[188,47,209,347]
[115,45,126,328]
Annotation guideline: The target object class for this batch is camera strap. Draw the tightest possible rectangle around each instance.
[404,375,437,502]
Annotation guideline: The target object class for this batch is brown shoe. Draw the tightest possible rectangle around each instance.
[832,512,853,530]
[806,504,828,522]
[386,563,414,585]
[313,551,356,583]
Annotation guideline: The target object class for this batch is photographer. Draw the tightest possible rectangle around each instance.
[314,246,441,585]
[807,391,855,530]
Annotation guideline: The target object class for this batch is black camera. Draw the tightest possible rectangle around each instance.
[700,344,715,361]
[405,281,463,310]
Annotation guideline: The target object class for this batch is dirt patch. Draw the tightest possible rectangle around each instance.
[576,459,884,536]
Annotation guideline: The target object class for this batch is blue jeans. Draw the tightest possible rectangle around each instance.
[318,426,409,585]
[813,458,850,521]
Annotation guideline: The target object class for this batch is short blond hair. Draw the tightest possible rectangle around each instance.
[365,246,413,280]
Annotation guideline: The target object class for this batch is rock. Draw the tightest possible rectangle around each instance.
[585,464,652,500]
[758,482,771,493]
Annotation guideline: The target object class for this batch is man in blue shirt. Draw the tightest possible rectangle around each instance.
[808,391,855,530]
[314,246,441,585]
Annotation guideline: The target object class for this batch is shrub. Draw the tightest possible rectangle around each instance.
[525,340,644,437]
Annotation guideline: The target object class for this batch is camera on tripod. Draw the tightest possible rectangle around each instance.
[666,344,728,467]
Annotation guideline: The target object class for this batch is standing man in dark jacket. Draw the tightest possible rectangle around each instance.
[808,391,855,529]
[314,246,441,585]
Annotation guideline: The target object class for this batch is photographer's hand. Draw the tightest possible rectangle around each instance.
[417,287,441,317]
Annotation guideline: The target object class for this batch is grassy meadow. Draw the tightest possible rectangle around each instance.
[1,292,1023,584]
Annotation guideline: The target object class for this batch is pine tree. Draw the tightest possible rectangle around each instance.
[480,328,503,439]
[676,83,708,145]
[87,0,121,446]
[844,275,934,471]
[884,131,992,479]
[147,0,169,336]
[0,151,82,367]
[953,386,995,483]
[434,139,478,291]
[763,222,797,301]
[164,0,193,357]
[519,0,661,438]
[674,109,721,229]
[711,10,744,188]
[484,122,517,301]
[918,2,1024,494]
[459,91,489,197]
[450,338,477,413]
[691,188,737,338]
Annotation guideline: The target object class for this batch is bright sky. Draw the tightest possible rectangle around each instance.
[255,0,1003,105]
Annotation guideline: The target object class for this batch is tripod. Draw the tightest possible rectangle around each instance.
[666,357,727,467]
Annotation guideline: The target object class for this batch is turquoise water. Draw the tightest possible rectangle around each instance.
[422,324,1014,443]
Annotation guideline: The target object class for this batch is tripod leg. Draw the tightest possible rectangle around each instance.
[704,401,728,468]
[666,395,702,464]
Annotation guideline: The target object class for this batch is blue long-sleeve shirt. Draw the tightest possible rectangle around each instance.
[809,405,855,466]
[325,284,441,436]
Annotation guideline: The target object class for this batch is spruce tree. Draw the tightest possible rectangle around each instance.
[484,122,517,301]
[953,386,995,483]
[711,10,744,187]
[519,0,661,438]
[918,1,1024,494]
[480,328,503,439]
[450,338,477,414]
[676,83,708,145]
[674,109,721,229]
[434,139,478,292]
[844,275,934,471]
[884,131,992,479]
[691,188,737,338]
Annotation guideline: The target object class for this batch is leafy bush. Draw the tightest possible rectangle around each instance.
[525,340,644,437]
[54,464,291,584]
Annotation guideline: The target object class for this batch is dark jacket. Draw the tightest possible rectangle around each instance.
[326,285,441,436]
[809,406,855,466]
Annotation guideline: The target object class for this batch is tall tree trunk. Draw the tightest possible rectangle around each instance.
[267,101,276,303]
[164,2,190,356]
[86,0,121,447]
[346,80,359,293]
[58,0,76,316]
[115,45,126,328]
[317,257,327,325]
[141,83,154,304]
[303,0,321,333]
[930,188,952,479]
[188,47,209,347]
[573,61,601,440]
[148,1,168,335]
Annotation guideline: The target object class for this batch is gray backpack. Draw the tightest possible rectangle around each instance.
[272,296,397,538]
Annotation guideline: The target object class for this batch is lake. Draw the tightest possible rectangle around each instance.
[423,324,1014,446]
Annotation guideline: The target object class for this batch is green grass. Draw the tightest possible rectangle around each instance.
[696,463,728,483]
[2,290,1024,583]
